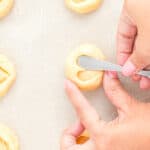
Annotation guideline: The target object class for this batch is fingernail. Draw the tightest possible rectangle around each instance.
[107,71,118,79]
[122,61,136,76]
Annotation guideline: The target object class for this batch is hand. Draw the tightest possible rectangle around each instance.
[117,0,150,89]
[61,72,150,150]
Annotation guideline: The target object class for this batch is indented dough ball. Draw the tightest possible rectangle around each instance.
[0,0,14,19]
[65,0,103,14]
[76,131,90,144]
[0,54,16,97]
[65,44,105,91]
[0,124,19,150]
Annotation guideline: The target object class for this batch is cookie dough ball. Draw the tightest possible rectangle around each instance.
[65,44,105,91]
[0,124,19,150]
[65,0,103,14]
[0,0,14,19]
[0,54,16,97]
[76,131,89,144]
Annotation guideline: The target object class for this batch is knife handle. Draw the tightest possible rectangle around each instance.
[102,61,150,78]
[138,70,150,78]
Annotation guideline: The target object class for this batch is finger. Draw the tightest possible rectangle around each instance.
[65,80,105,134]
[140,77,150,90]
[61,121,84,149]
[122,35,150,77]
[103,72,135,114]
[117,7,137,66]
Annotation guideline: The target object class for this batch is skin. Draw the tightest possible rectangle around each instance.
[61,0,150,149]
[117,0,150,89]
[61,72,150,150]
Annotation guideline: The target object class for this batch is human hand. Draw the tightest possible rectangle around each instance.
[117,0,150,89]
[61,72,150,150]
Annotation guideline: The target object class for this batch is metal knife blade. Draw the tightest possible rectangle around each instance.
[78,56,150,78]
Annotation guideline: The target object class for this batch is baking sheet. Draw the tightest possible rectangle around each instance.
[0,0,150,149]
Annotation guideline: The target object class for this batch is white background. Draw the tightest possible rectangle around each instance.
[0,0,150,149]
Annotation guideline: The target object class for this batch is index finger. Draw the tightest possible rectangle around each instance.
[65,80,105,134]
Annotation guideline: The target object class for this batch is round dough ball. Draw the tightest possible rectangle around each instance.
[0,124,19,150]
[65,0,103,14]
[0,54,16,97]
[0,0,14,19]
[65,44,105,91]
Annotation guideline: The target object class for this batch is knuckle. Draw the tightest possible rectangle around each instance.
[118,30,135,40]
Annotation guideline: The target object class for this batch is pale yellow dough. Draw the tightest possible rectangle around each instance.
[65,44,105,91]
[0,0,14,19]
[0,124,19,150]
[65,0,103,14]
[0,54,16,97]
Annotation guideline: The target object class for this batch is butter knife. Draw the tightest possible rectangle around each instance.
[78,56,150,78]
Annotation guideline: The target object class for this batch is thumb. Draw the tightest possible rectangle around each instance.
[61,121,84,150]
[103,72,136,114]
[122,36,150,76]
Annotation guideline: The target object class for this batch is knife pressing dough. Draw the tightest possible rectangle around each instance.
[65,0,103,14]
[76,131,89,144]
[0,54,16,97]
[0,0,14,19]
[0,124,19,150]
[65,44,105,91]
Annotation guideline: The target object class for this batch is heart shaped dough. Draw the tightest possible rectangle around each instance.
[0,124,19,150]
[65,44,105,91]
[0,0,14,19]
[65,0,103,14]
[0,54,16,97]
